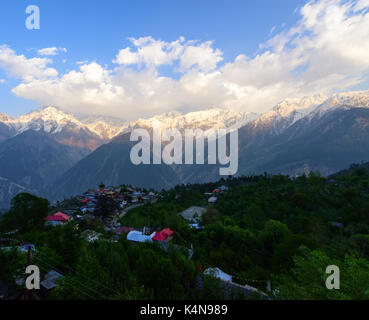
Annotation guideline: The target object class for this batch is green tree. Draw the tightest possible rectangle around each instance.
[95,195,119,219]
[2,193,49,233]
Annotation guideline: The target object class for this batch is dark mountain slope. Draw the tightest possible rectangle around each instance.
[0,130,88,195]
[238,107,369,176]
[52,107,369,198]
[51,133,181,199]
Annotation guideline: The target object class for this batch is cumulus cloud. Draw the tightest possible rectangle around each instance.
[38,47,67,56]
[0,45,58,82]
[113,36,222,72]
[2,0,369,119]
[0,79,5,84]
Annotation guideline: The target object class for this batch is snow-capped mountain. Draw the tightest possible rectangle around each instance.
[253,94,328,134]
[0,113,13,122]
[1,106,122,140]
[1,90,369,146]
[307,90,369,120]
[0,106,258,140]
[2,89,369,205]
[0,107,125,151]
[250,90,369,135]
[119,108,259,134]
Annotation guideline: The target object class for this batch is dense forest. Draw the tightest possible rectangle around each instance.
[1,166,369,300]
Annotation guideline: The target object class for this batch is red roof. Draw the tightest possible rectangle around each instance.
[81,198,92,204]
[152,228,174,241]
[212,189,220,193]
[55,212,70,221]
[45,215,64,221]
[45,211,70,222]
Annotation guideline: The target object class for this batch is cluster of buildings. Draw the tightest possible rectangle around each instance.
[77,183,158,216]
[204,185,229,204]
[46,183,180,248]
[47,182,159,236]
[2,182,233,294]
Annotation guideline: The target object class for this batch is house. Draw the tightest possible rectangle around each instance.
[63,210,77,215]
[212,189,220,194]
[179,206,206,222]
[208,196,218,204]
[99,182,106,192]
[189,223,203,230]
[152,228,174,242]
[81,207,95,214]
[204,267,232,282]
[41,270,64,290]
[132,191,142,198]
[116,226,135,235]
[202,267,269,300]
[55,212,70,220]
[127,230,155,243]
[45,212,70,226]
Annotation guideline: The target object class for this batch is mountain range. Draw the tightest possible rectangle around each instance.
[1,90,369,207]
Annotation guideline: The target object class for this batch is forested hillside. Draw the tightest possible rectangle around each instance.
[1,167,369,299]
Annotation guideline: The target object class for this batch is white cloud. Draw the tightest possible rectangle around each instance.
[0,79,5,84]
[113,36,222,72]
[0,45,58,82]
[2,0,369,120]
[76,60,89,65]
[38,47,67,56]
[179,41,223,72]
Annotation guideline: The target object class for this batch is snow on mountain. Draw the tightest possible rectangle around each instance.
[251,90,369,134]
[0,106,259,143]
[1,90,369,143]
[0,106,123,140]
[75,114,128,140]
[9,107,84,135]
[119,108,259,134]
[254,94,329,134]
[308,90,369,119]
[0,112,13,122]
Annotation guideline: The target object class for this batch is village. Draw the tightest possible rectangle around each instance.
[0,180,273,299]
[45,182,229,245]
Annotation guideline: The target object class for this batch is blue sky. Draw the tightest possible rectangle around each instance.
[0,0,368,120]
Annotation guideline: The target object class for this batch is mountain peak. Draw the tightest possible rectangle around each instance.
[121,108,258,134]
[0,112,13,122]
[17,106,78,123]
